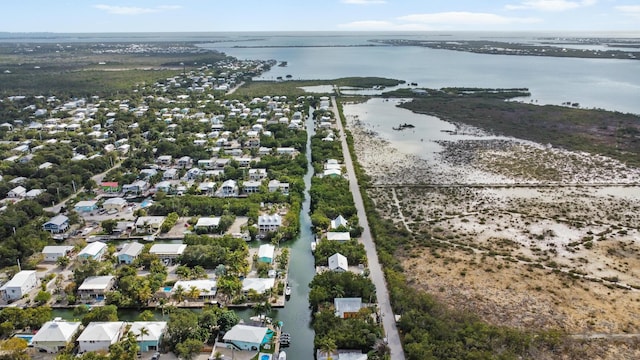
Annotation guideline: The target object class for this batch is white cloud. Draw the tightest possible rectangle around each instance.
[93,4,181,15]
[505,0,596,12]
[615,5,640,19]
[397,12,540,25]
[341,0,386,4]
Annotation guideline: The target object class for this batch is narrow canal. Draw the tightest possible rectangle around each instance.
[270,107,317,359]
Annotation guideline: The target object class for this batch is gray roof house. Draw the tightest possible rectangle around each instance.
[117,242,144,265]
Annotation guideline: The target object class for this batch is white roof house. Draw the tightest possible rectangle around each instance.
[103,197,127,210]
[31,319,82,353]
[78,241,107,260]
[0,270,39,301]
[257,244,275,263]
[223,324,268,351]
[129,321,168,352]
[78,322,126,353]
[149,243,187,256]
[150,243,187,265]
[41,245,74,262]
[334,298,363,319]
[194,217,221,229]
[257,214,282,233]
[331,215,349,230]
[242,278,275,294]
[328,253,349,272]
[172,279,217,298]
[77,276,115,299]
[326,232,351,242]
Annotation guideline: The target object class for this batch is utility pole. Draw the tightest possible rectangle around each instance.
[17,258,21,271]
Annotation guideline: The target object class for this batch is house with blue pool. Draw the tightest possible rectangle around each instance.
[222,324,271,351]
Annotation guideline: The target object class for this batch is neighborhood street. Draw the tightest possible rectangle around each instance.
[332,96,406,360]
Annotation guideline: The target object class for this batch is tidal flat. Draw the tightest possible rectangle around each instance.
[346,96,640,357]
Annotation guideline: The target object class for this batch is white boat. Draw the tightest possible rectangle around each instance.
[311,241,316,252]
[278,351,286,360]
[285,285,291,297]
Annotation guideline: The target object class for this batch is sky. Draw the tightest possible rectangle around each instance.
[2,0,639,33]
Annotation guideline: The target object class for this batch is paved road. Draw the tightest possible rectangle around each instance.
[332,96,406,360]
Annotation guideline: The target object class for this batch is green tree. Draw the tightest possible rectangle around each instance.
[34,290,52,305]
[81,305,118,326]
[317,337,337,360]
[138,310,155,321]
[175,338,203,360]
[101,219,118,234]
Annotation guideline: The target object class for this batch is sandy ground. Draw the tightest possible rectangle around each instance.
[348,112,640,357]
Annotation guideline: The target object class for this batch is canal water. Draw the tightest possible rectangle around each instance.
[268,108,317,359]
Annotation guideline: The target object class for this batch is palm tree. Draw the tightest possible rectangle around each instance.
[137,327,150,351]
[173,285,185,304]
[187,285,201,300]
[317,337,337,360]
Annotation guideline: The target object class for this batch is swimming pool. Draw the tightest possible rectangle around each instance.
[14,334,33,345]
[259,354,272,360]
[163,286,172,292]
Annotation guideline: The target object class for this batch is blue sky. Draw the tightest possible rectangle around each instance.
[2,0,639,33]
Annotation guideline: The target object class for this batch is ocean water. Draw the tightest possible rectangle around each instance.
[197,32,640,115]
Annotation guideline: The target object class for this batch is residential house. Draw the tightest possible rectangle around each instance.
[194,217,220,232]
[186,167,204,180]
[276,147,296,155]
[258,244,275,263]
[248,168,267,180]
[328,253,349,273]
[100,182,120,193]
[129,321,168,352]
[7,186,26,198]
[155,180,172,194]
[267,180,289,195]
[176,156,193,169]
[163,168,178,180]
[77,322,126,353]
[77,242,107,261]
[25,189,44,199]
[149,243,187,265]
[242,278,275,294]
[31,320,82,354]
[326,232,351,243]
[172,279,217,300]
[41,245,74,262]
[122,180,148,195]
[331,215,349,230]
[156,155,172,166]
[74,200,98,213]
[222,324,269,351]
[116,242,144,265]
[316,350,367,360]
[0,270,39,301]
[216,179,238,198]
[334,298,363,319]
[43,215,70,233]
[323,168,342,178]
[78,276,115,300]
[139,168,158,179]
[102,197,127,211]
[135,216,166,234]
[243,180,262,194]
[257,214,282,233]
